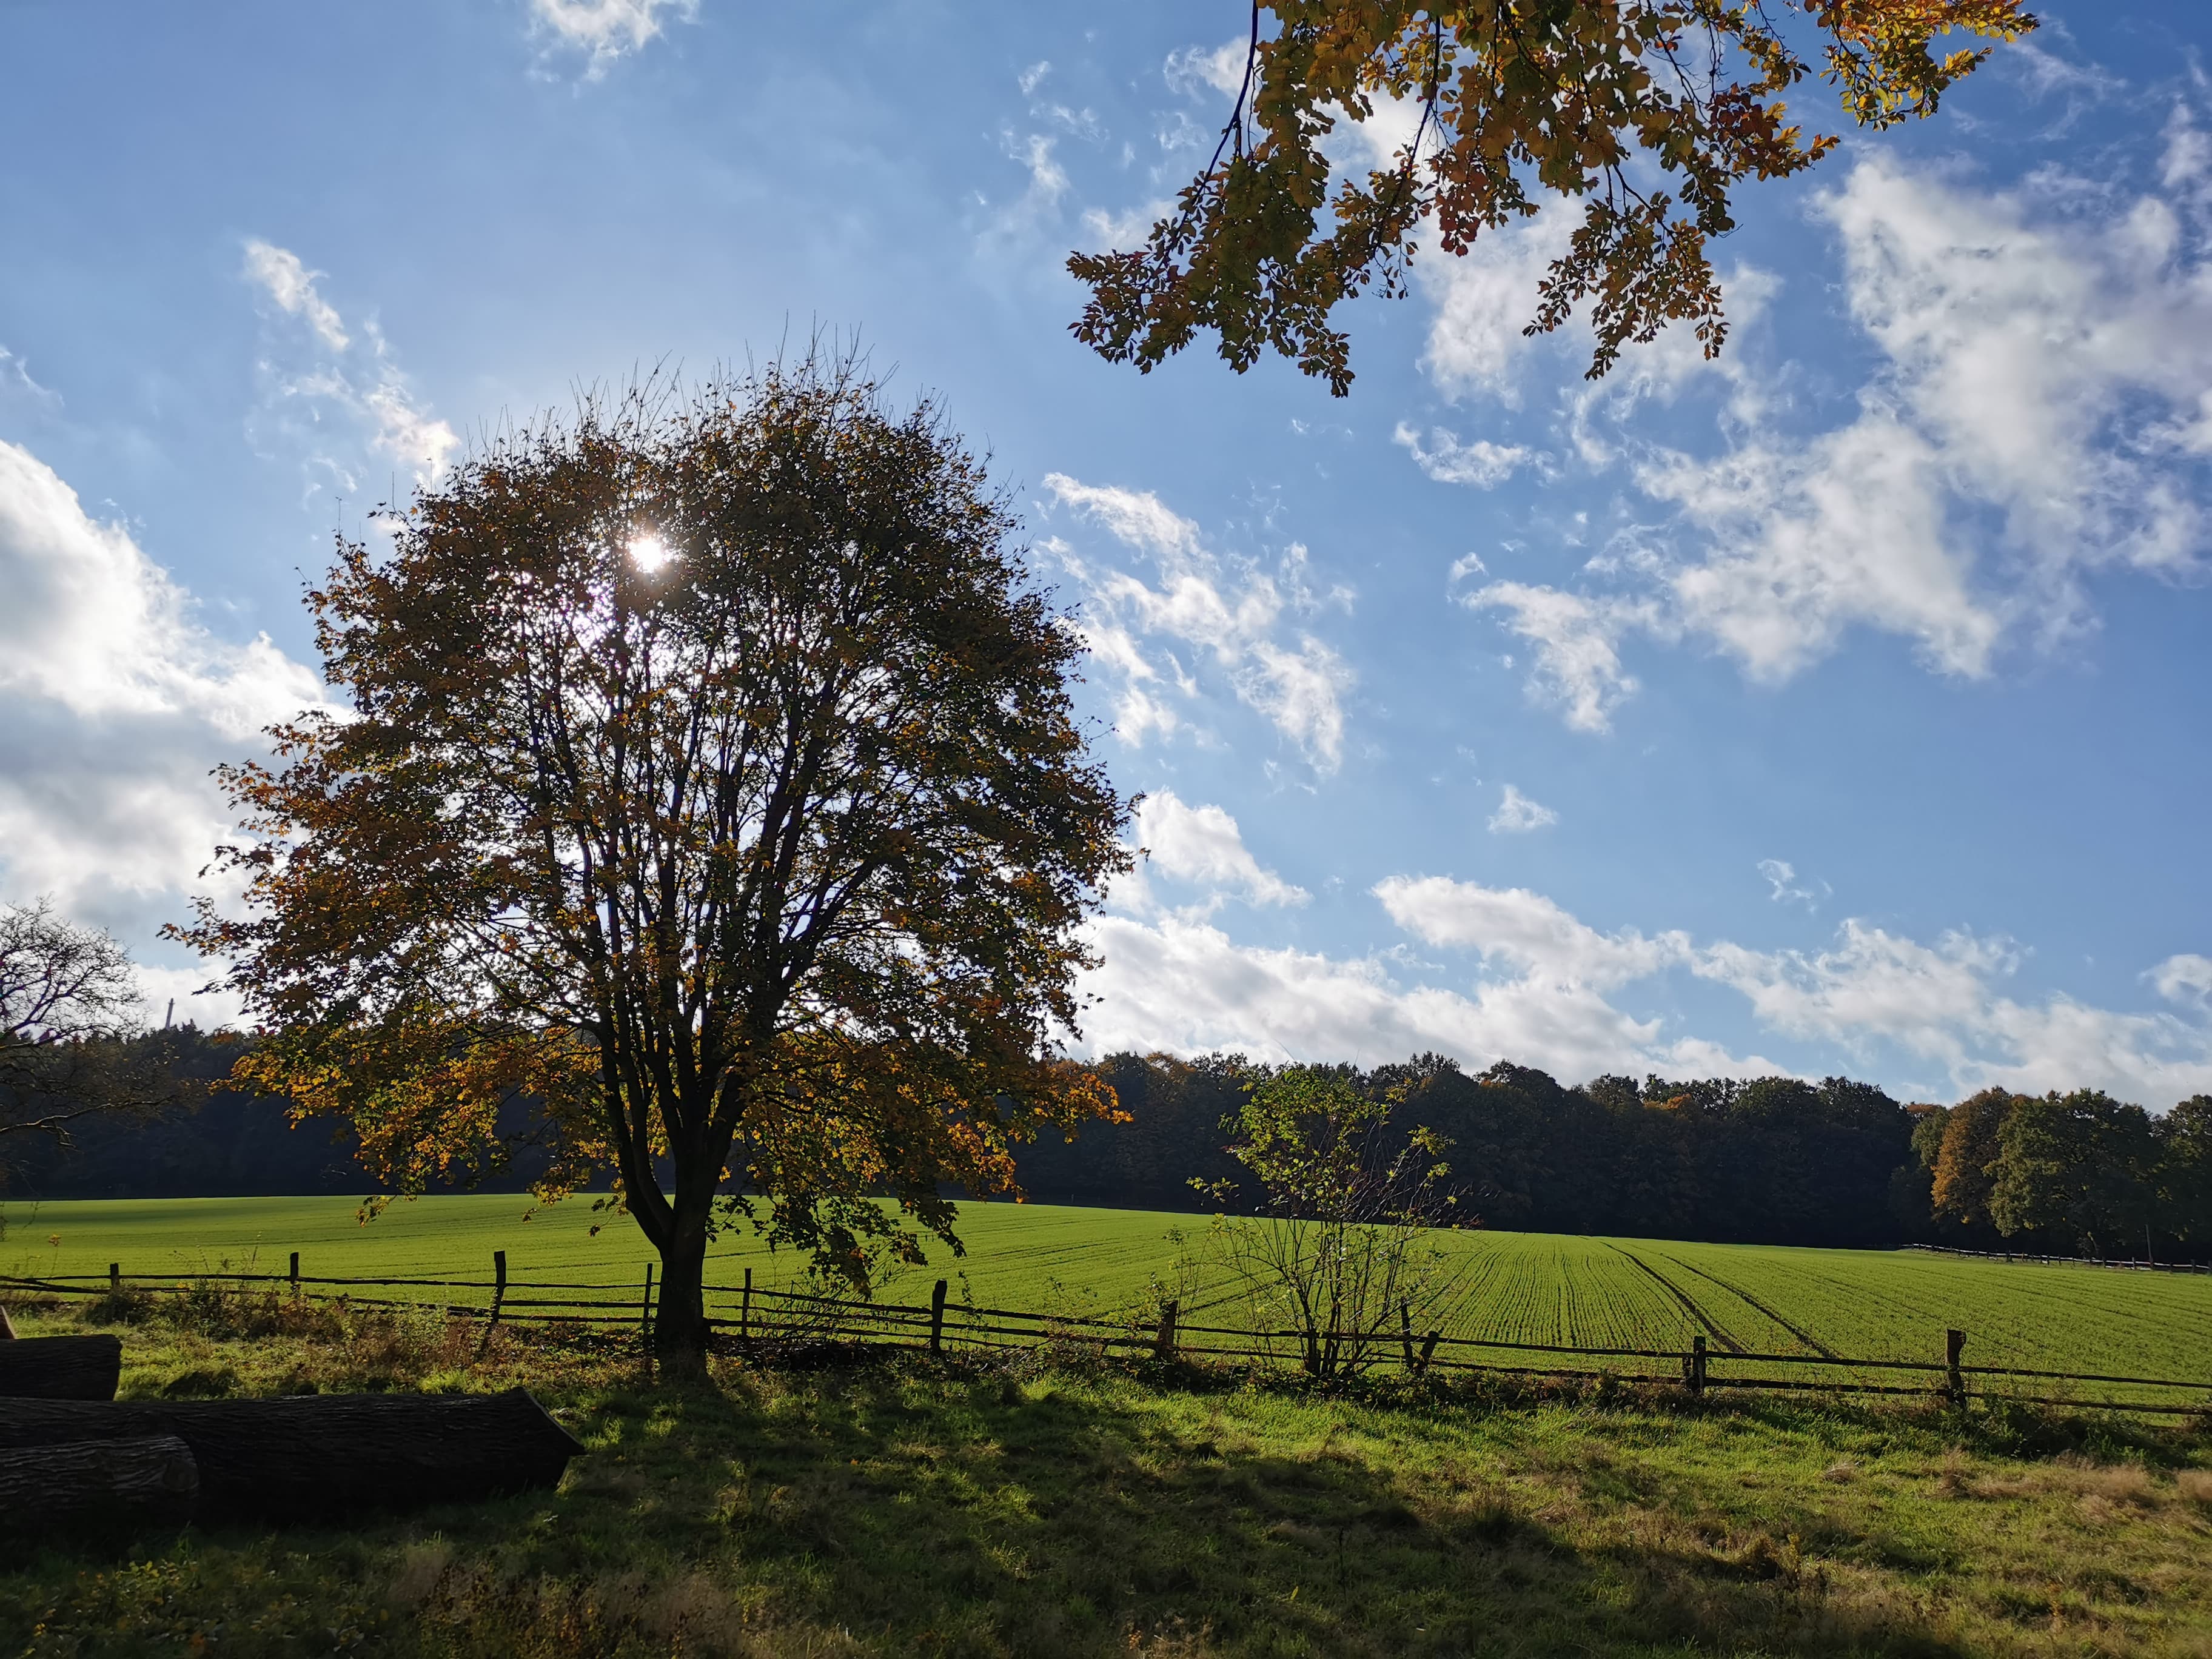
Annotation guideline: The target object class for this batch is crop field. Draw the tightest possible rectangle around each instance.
[7,1193,2210,1389]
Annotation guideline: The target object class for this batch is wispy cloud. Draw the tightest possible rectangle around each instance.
[242,240,457,495]
[1487,784,1558,834]
[1393,422,1535,488]
[1044,473,1355,771]
[1758,859,1826,908]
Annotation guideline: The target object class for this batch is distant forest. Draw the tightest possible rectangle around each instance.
[8,1032,2210,1262]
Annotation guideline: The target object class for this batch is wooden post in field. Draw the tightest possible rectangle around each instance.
[1399,1301,1418,1374]
[289,1252,300,1298]
[475,1250,509,1361]
[640,1262,654,1350]
[1155,1299,1179,1362]
[107,1264,119,1292]
[0,1306,15,1339]
[1418,1329,1441,1373]
[740,1267,751,1341]
[1688,1333,1707,1395]
[930,1279,948,1355]
[1945,1328,1966,1406]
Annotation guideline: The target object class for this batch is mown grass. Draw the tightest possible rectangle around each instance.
[4,1288,2211,1657]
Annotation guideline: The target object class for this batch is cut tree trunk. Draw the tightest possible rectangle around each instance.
[0,1435,198,1537]
[0,1333,122,1399]
[0,1388,584,1522]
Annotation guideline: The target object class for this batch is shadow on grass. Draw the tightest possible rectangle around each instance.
[378,1358,1978,1657]
[12,1340,2202,1656]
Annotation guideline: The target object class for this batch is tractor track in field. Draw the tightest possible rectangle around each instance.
[1654,1253,1840,1359]
[1603,1242,1745,1352]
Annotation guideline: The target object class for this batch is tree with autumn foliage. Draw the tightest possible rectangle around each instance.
[177,353,1131,1362]
[1071,0,2035,394]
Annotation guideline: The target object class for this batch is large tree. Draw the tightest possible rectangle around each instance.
[180,357,1130,1361]
[1988,1090,2158,1259]
[1071,0,2034,394]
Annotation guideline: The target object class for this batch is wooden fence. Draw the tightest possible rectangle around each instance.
[5,1258,2210,1418]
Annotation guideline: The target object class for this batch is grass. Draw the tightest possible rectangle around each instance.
[3,1289,2212,1657]
[7,1196,2211,1387]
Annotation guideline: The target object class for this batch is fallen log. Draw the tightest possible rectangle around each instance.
[0,1333,122,1400]
[0,1435,197,1538]
[0,1389,583,1521]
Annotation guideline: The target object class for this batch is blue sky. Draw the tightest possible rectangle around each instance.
[2,1,2208,1106]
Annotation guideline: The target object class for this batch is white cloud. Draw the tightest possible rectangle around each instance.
[529,0,695,75]
[1461,581,1648,734]
[243,240,349,352]
[1461,150,2212,726]
[1393,422,1534,488]
[1164,39,1249,100]
[1757,859,1825,908]
[1125,791,1306,912]
[1418,212,1575,403]
[1692,922,2212,1104]
[1045,474,1354,769]
[1487,784,1557,834]
[243,241,457,492]
[1376,877,1686,990]
[1000,132,1070,219]
[1075,910,1699,1079]
[1018,59,1051,96]
[2152,954,2212,1008]
[0,439,324,1027]
[1070,870,2212,1102]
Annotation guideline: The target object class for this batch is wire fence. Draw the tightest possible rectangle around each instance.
[5,1258,2209,1418]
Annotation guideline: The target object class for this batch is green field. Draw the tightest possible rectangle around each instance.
[7,1194,2211,1385]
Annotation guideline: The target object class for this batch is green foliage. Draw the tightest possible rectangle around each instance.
[1989,1091,2160,1256]
[1197,1066,1465,1377]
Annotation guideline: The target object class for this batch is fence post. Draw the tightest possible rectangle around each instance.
[1689,1333,1707,1395]
[1399,1301,1418,1373]
[1418,1329,1441,1373]
[740,1267,752,1341]
[641,1262,654,1351]
[108,1262,119,1292]
[476,1249,508,1361]
[289,1252,300,1298]
[930,1278,948,1355]
[1155,1299,1179,1362]
[1945,1328,1966,1406]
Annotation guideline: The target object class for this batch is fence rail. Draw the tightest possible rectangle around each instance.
[4,1258,2207,1417]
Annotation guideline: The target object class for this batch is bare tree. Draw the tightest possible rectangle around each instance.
[1,899,183,1170]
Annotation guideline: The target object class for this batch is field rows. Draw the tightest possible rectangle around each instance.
[7,1195,2210,1389]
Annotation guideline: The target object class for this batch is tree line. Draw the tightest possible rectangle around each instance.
[11,1032,2211,1264]
[1015,1053,2212,1262]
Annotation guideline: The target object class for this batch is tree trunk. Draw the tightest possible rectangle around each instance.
[654,1218,711,1367]
[0,1333,122,1399]
[0,1387,584,1522]
[0,1435,198,1538]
